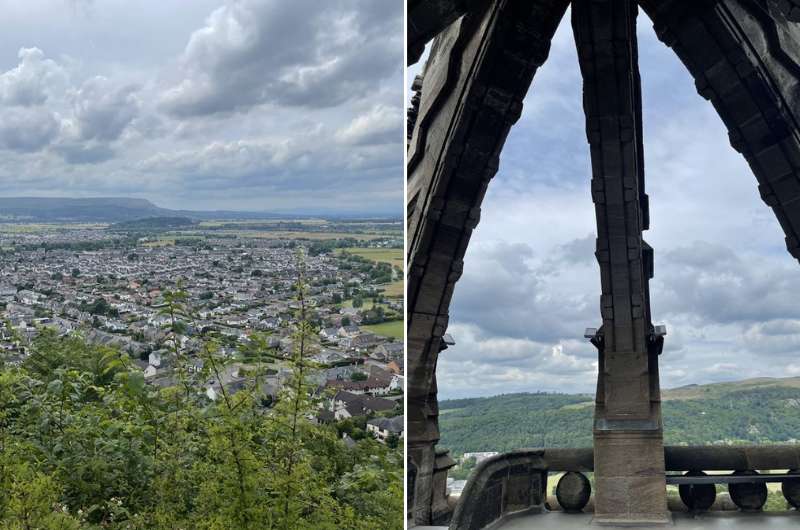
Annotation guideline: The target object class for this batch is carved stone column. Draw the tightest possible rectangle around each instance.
[572,0,668,524]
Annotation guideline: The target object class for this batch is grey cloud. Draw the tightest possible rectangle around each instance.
[742,319,800,354]
[0,106,59,152]
[53,142,114,165]
[440,12,800,398]
[335,104,402,146]
[452,240,598,343]
[160,0,401,117]
[0,0,402,214]
[69,76,139,141]
[653,241,800,324]
[0,47,65,107]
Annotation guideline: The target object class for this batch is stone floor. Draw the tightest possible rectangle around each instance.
[415,511,800,529]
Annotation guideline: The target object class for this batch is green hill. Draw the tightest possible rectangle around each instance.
[439,378,800,455]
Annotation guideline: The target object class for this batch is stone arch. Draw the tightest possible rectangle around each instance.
[406,0,800,525]
[406,0,569,523]
[640,0,800,264]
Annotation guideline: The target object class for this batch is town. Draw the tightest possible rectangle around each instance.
[0,218,404,447]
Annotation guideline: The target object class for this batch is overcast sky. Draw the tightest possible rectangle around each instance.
[410,12,800,399]
[0,0,403,214]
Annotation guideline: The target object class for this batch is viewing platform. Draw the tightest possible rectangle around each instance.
[418,511,800,529]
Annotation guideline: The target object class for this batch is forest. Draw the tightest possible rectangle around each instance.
[440,385,800,455]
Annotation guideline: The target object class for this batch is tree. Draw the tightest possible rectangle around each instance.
[0,263,403,529]
[71,267,80,278]
[351,372,368,382]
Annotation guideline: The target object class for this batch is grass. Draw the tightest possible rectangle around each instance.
[361,320,404,340]
[337,247,403,267]
[178,230,388,241]
[662,377,800,401]
[0,223,108,233]
[197,219,328,227]
[380,280,404,298]
[341,299,376,310]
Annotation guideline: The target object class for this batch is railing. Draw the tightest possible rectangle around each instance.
[448,445,800,530]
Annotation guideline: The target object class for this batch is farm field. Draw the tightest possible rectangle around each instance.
[193,230,390,241]
[337,247,403,267]
[0,223,108,232]
[381,280,403,298]
[362,320,404,340]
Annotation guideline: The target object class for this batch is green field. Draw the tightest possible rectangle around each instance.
[381,280,403,299]
[342,298,377,310]
[187,230,388,241]
[362,320,404,340]
[337,247,403,267]
[337,247,404,299]
[0,222,108,233]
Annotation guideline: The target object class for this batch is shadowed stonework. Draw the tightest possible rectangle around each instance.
[406,0,800,527]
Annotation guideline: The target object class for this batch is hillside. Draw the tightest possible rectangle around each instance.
[0,197,167,222]
[0,197,398,222]
[0,197,285,222]
[439,378,800,455]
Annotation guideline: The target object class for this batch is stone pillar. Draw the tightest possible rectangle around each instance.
[406,0,569,524]
[572,0,668,524]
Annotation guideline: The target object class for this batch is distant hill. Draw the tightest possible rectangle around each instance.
[439,377,800,455]
[0,197,286,222]
[0,197,168,222]
[110,216,197,231]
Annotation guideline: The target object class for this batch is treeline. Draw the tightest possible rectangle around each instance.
[5,236,141,254]
[439,387,800,455]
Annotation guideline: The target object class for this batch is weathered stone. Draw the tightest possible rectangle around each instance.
[407,0,800,524]
[678,471,716,511]
[782,469,800,508]
[728,471,768,511]
[555,472,591,513]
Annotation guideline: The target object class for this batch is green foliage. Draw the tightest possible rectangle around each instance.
[448,457,477,480]
[0,261,402,529]
[439,388,800,455]
[78,297,119,317]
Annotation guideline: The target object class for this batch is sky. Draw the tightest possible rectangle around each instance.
[409,11,800,399]
[0,0,403,214]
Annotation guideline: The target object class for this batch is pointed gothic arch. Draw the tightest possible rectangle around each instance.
[406,0,800,525]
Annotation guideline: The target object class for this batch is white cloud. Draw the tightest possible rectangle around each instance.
[440,12,800,398]
[0,47,65,106]
[0,1,402,213]
[160,0,401,117]
[68,76,139,142]
[0,105,59,152]
[336,104,401,145]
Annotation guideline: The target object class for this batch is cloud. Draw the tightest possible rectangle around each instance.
[68,76,140,142]
[160,0,401,117]
[437,323,597,398]
[438,12,800,398]
[0,47,65,107]
[0,106,60,152]
[0,1,402,213]
[335,104,401,145]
